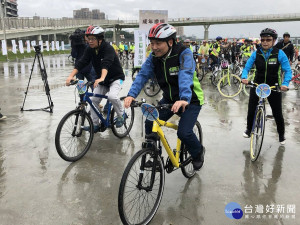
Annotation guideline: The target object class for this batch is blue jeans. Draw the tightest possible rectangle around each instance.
[145,98,203,158]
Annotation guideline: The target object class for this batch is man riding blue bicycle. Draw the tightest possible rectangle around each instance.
[241,28,292,145]
[124,23,205,170]
[66,26,125,132]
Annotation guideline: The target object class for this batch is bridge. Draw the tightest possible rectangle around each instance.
[1,13,300,42]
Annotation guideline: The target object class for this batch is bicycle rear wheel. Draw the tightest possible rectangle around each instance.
[111,97,135,138]
[143,78,161,97]
[211,70,222,87]
[55,109,94,162]
[180,121,203,178]
[118,149,165,225]
[217,74,242,98]
[250,108,265,162]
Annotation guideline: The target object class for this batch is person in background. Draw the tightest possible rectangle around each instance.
[183,39,193,52]
[275,32,294,65]
[112,41,119,54]
[119,41,125,58]
[124,42,129,58]
[70,27,94,82]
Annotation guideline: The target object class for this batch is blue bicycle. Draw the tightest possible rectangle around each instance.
[55,80,135,162]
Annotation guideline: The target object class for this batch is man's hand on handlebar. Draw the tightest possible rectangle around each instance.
[94,78,105,88]
[124,96,135,108]
[280,85,289,91]
[171,100,188,113]
[241,79,248,85]
[66,76,76,86]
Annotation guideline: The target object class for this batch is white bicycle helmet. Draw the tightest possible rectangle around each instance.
[87,26,105,39]
[148,23,176,41]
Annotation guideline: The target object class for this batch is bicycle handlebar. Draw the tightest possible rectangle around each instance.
[246,81,289,92]
[70,79,95,88]
[131,99,188,115]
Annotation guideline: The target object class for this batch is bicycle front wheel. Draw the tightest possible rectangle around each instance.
[250,108,265,161]
[217,74,242,98]
[111,97,135,138]
[143,78,161,97]
[55,109,94,162]
[118,149,165,225]
[180,121,203,178]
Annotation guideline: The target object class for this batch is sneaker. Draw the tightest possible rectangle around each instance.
[0,113,7,120]
[192,147,205,171]
[279,135,286,145]
[243,129,251,138]
[115,116,124,128]
[83,124,100,133]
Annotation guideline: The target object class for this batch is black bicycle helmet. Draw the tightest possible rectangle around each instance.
[260,28,278,39]
[216,36,222,41]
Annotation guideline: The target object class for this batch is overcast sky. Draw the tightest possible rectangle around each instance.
[18,0,300,39]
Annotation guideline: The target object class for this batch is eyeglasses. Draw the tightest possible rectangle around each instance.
[260,38,273,43]
[87,37,97,41]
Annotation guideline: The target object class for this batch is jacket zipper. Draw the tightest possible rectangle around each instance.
[163,60,173,101]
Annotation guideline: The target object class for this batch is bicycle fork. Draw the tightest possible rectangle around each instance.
[137,141,162,192]
[72,110,86,137]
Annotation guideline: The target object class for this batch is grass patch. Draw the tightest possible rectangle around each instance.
[0,50,71,61]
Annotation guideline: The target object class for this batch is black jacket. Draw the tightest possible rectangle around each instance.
[254,47,280,86]
[71,43,91,74]
[275,40,294,61]
[75,40,125,85]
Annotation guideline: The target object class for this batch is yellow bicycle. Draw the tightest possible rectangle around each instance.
[217,59,243,98]
[118,102,203,225]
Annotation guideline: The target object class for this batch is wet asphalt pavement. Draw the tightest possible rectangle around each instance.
[0,54,300,225]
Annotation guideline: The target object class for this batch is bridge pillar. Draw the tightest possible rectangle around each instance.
[37,35,42,41]
[53,33,57,43]
[113,26,116,43]
[204,25,210,41]
[115,27,121,44]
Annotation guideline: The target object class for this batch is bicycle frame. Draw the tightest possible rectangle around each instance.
[81,91,112,127]
[152,118,182,168]
[291,73,300,85]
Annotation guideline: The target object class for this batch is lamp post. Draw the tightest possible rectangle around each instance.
[0,0,8,60]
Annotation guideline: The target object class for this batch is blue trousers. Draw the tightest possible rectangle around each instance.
[145,98,203,159]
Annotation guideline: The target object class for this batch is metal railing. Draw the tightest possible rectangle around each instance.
[1,13,300,30]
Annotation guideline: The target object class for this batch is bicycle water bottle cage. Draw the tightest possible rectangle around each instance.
[256,84,271,98]
[76,80,87,95]
[141,103,159,121]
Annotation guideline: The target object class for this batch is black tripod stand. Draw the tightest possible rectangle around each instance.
[21,45,54,113]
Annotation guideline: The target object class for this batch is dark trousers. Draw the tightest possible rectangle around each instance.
[145,98,203,159]
[210,55,219,69]
[246,88,285,136]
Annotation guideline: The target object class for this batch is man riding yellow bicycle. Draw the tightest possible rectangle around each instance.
[124,23,205,170]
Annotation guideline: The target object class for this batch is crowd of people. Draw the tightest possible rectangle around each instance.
[63,23,294,170]
[1,23,296,168]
